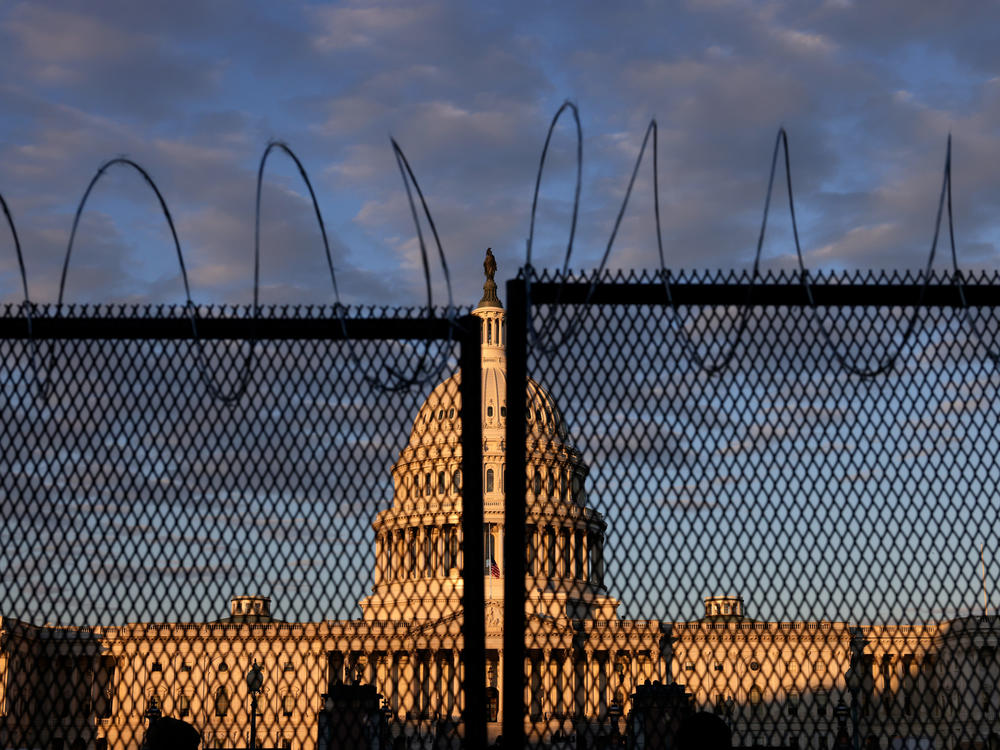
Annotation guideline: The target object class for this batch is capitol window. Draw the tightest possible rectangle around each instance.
[424,529,434,575]
[486,469,495,492]
[452,469,462,493]
[500,406,506,417]
[532,471,541,495]
[425,473,431,496]
[574,530,585,578]
[442,525,457,570]
[487,406,494,417]
[546,527,557,577]
[526,526,537,574]
[786,690,799,718]
[438,471,445,494]
[408,530,418,575]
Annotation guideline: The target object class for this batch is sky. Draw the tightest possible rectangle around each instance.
[2,0,1000,308]
[2,1,1000,627]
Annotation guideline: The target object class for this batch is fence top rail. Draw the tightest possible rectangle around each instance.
[0,304,467,340]
[519,268,1000,307]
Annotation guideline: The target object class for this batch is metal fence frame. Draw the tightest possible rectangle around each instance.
[0,308,490,748]
[501,273,1000,748]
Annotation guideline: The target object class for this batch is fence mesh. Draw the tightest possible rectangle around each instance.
[512,269,1000,750]
[0,304,478,750]
[4,267,1000,750]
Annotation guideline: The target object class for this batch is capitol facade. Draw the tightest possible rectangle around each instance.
[1,259,999,749]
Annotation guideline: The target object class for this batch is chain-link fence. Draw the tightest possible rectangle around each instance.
[0,303,490,750]
[4,267,1000,750]
[504,269,1000,750]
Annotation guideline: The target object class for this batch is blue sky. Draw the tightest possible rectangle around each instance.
[2,1,1000,308]
[2,2,1000,627]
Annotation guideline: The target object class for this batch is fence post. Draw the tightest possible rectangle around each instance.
[503,277,528,748]
[459,313,487,747]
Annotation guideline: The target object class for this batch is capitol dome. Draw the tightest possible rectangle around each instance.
[408,367,572,449]
[360,250,618,623]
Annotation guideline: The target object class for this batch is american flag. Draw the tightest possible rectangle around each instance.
[489,558,501,578]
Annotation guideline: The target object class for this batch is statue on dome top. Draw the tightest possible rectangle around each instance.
[484,248,497,282]
[478,248,501,308]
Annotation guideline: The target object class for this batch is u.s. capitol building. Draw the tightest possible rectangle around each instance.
[1,256,998,749]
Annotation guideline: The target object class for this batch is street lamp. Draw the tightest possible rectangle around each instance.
[846,628,868,750]
[144,695,162,726]
[247,660,264,750]
[608,696,623,746]
[834,700,850,749]
[846,667,863,750]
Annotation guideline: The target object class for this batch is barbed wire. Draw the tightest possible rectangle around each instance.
[55,157,200,400]
[381,137,459,392]
[941,136,1000,365]
[8,139,459,402]
[522,104,998,377]
[4,110,997,394]
[0,191,38,391]
[523,100,582,355]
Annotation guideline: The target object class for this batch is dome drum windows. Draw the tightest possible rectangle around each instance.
[408,529,418,578]
[587,532,604,585]
[525,525,537,575]
[532,470,541,496]
[545,526,557,578]
[442,525,459,573]
[574,530,585,579]
[452,469,462,493]
[486,468,495,493]
[383,532,394,583]
[560,528,571,577]
[423,529,435,577]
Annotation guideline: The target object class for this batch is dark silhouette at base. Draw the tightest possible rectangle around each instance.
[676,711,732,749]
[142,716,200,750]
